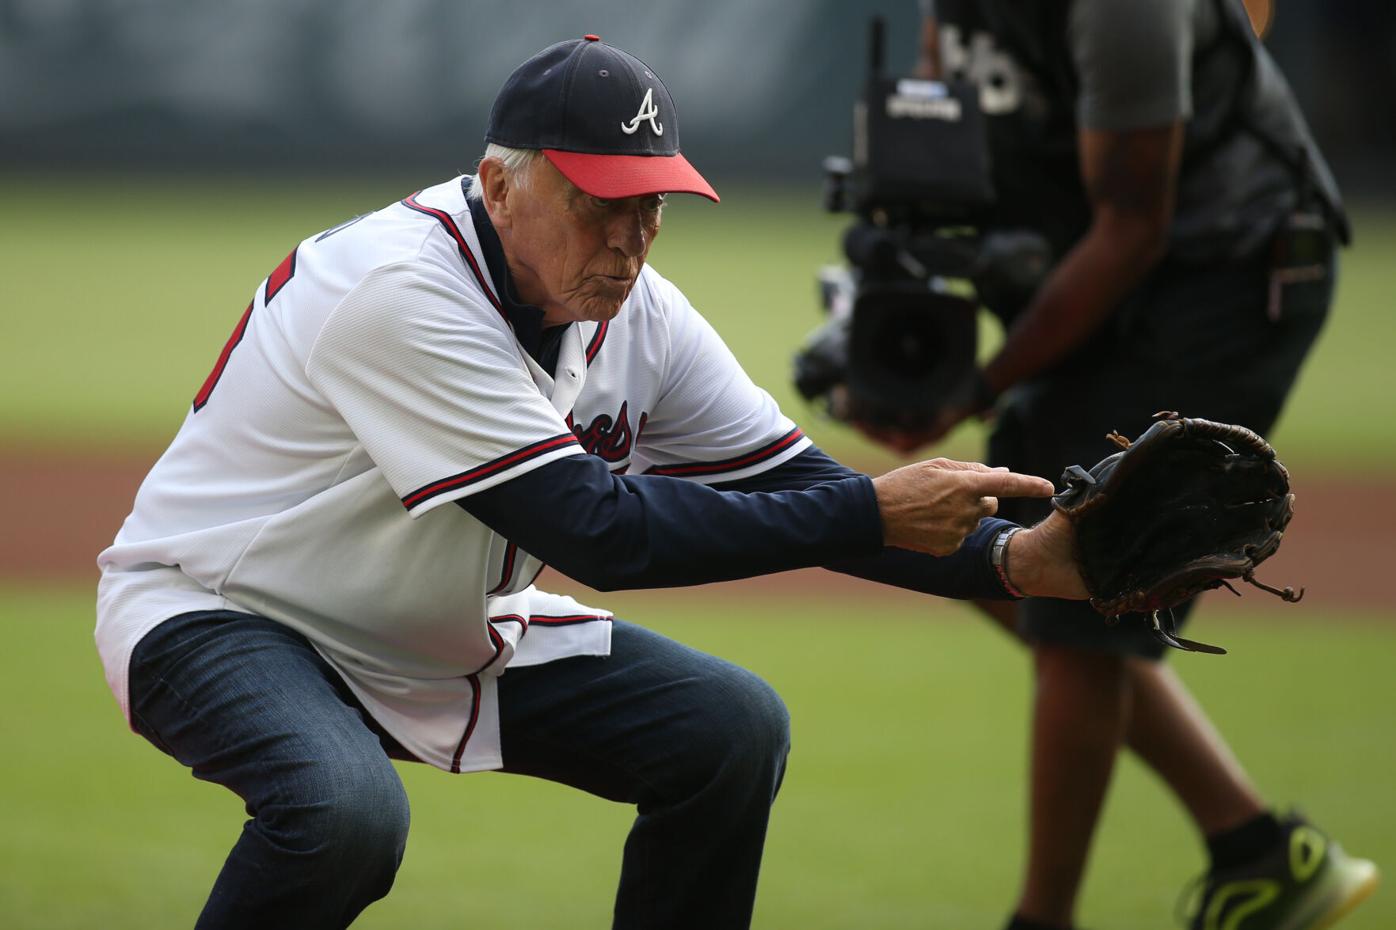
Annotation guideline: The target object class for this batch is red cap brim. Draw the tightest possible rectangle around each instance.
[543,149,719,203]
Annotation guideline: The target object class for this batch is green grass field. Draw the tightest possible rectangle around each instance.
[2,586,1392,929]
[1,175,1392,927]
[3,175,1395,471]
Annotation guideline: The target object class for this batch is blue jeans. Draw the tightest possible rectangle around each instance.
[128,611,791,929]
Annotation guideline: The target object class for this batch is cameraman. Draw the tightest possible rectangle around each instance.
[859,2,1374,929]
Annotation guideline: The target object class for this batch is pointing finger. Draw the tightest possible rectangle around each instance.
[965,470,1056,499]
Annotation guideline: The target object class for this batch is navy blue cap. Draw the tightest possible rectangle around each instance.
[485,36,718,202]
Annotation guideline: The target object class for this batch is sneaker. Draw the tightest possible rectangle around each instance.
[1181,814,1379,930]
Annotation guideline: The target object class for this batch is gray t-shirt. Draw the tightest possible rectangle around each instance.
[931,0,1345,262]
[1069,0,1197,131]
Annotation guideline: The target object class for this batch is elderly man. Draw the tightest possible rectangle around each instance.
[97,37,1083,929]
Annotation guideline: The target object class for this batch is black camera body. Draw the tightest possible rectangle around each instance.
[793,18,1048,430]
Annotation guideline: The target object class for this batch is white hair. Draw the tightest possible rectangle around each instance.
[467,144,542,200]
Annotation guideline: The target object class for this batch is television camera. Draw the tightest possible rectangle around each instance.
[792,17,1049,430]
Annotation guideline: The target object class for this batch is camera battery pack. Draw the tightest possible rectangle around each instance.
[853,78,994,217]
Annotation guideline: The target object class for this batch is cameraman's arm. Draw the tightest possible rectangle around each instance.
[981,0,1188,396]
[980,124,1181,393]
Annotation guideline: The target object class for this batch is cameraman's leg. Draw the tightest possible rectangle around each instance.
[497,620,791,930]
[1013,602,1136,929]
[128,611,410,930]
[1121,657,1263,835]
[969,595,1266,927]
[987,393,1255,928]
[984,248,1333,927]
[1103,242,1334,825]
[1016,596,1272,926]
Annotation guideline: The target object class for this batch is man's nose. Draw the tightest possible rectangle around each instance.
[607,210,647,257]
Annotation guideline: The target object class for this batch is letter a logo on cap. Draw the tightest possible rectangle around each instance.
[620,87,664,136]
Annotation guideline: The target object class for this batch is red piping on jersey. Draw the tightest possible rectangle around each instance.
[193,301,254,412]
[529,614,613,628]
[490,611,609,630]
[643,427,805,479]
[469,623,509,678]
[486,543,519,596]
[264,247,298,304]
[450,674,483,774]
[449,612,609,770]
[402,433,581,509]
[400,192,504,317]
[585,319,609,366]
[489,613,528,633]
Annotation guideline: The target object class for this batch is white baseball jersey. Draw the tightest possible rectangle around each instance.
[96,176,809,773]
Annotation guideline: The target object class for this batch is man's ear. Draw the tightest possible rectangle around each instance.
[477,158,512,229]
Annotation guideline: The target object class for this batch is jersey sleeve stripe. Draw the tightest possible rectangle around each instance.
[642,427,806,478]
[527,613,613,628]
[399,193,504,318]
[449,674,483,774]
[488,613,528,632]
[401,433,582,509]
[263,247,297,305]
[192,300,254,412]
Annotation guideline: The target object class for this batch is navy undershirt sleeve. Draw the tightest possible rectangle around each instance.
[460,450,884,590]
[710,446,1020,601]
[460,445,1019,600]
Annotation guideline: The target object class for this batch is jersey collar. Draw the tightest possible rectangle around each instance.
[463,176,561,362]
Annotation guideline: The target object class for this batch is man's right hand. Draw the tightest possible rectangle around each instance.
[871,458,1054,556]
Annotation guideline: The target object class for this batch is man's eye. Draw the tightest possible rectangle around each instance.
[590,196,612,209]
[643,195,666,212]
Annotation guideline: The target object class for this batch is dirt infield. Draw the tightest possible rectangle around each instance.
[6,445,1392,613]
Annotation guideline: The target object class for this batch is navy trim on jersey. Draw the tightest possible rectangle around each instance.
[314,212,370,242]
[464,178,552,358]
[585,320,609,366]
[450,674,483,774]
[402,433,582,510]
[642,427,805,479]
[400,192,504,317]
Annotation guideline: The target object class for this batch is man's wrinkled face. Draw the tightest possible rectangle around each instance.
[486,157,664,326]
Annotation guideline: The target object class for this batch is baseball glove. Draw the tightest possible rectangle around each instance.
[1051,412,1302,655]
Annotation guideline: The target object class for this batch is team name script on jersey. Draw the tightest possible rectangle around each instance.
[571,401,647,464]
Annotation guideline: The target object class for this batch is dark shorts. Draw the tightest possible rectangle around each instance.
[989,242,1335,658]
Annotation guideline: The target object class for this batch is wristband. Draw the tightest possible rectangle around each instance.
[990,526,1025,599]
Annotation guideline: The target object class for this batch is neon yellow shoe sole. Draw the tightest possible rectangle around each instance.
[1276,849,1378,930]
